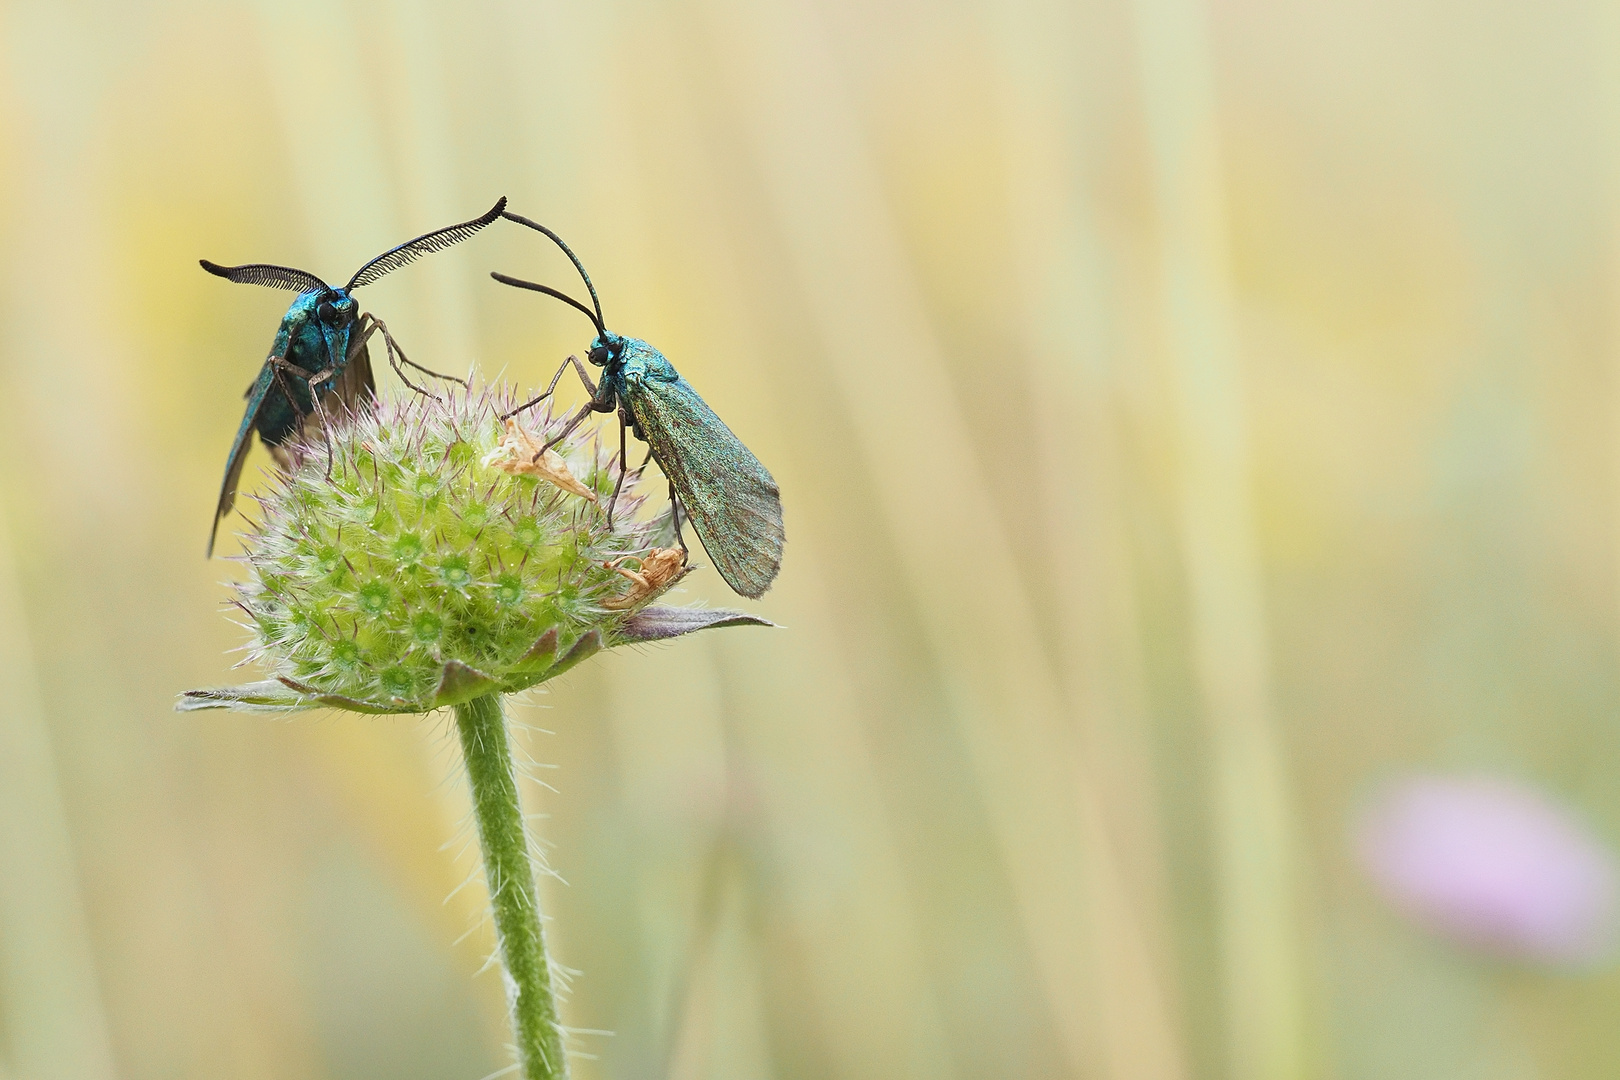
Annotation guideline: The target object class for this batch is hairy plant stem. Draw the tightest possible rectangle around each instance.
[454,693,568,1080]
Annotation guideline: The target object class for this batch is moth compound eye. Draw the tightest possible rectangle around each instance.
[320,300,354,329]
[588,346,610,365]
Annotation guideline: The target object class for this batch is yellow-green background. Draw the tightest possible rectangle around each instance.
[2,0,1618,1077]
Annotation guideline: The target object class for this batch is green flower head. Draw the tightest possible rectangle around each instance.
[181,387,769,715]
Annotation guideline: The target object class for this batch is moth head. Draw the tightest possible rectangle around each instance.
[588,333,625,367]
[316,290,358,331]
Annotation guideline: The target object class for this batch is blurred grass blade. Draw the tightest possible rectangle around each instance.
[386,0,481,377]
[992,0,1191,1075]
[247,0,395,287]
[0,506,120,1080]
[701,0,1139,1071]
[1127,0,1312,1075]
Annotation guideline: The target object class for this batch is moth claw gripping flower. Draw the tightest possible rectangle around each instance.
[180,387,770,716]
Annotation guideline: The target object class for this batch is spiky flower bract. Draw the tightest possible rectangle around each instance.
[182,387,768,715]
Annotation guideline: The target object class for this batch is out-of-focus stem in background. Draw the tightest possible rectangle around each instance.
[992,0,1189,1076]
[1601,1,1620,634]
[250,0,479,376]
[702,0,1156,1074]
[0,501,120,1080]
[1128,0,1312,1076]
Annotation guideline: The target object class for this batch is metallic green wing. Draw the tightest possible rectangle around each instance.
[625,372,784,598]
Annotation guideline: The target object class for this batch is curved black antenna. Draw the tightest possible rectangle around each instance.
[490,272,607,338]
[200,260,329,294]
[499,211,605,331]
[344,196,509,291]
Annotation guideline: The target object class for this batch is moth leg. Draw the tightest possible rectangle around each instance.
[269,357,337,478]
[334,314,379,414]
[268,357,311,424]
[373,316,469,391]
[318,410,336,481]
[606,408,630,529]
[315,323,351,478]
[265,364,307,469]
[537,400,596,455]
[539,378,616,457]
[348,313,381,360]
[669,482,688,560]
[501,355,599,421]
[293,361,340,389]
[285,357,340,434]
[343,315,380,399]
[374,322,439,399]
[623,425,655,481]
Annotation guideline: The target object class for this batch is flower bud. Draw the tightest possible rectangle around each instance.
[181,388,769,715]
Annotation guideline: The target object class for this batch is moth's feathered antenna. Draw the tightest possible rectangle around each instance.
[199,261,329,294]
[345,196,509,291]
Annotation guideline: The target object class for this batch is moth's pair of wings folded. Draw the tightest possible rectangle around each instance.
[209,342,374,557]
[628,372,783,599]
[205,197,507,556]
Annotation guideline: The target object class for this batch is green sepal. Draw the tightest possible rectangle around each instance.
[175,680,317,714]
[499,628,603,694]
[273,676,401,714]
[432,660,504,707]
[508,626,560,676]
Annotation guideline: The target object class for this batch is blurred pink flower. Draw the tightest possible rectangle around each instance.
[1354,775,1619,965]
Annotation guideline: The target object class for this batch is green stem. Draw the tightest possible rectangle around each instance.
[454,693,568,1080]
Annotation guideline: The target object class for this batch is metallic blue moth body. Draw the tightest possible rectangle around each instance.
[249,289,365,445]
[596,332,784,599]
[214,290,371,553]
[490,211,784,599]
[202,197,507,556]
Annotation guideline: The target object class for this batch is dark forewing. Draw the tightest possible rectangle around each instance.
[628,375,784,598]
[210,364,276,557]
[324,330,376,418]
